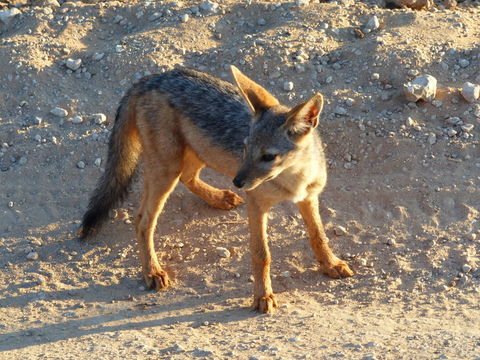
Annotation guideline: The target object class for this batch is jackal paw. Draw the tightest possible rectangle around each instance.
[323,260,354,279]
[218,190,244,210]
[144,269,170,291]
[253,293,278,314]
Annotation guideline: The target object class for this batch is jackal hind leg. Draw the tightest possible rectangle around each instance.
[136,161,181,291]
[180,147,244,210]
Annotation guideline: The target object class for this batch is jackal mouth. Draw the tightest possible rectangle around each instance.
[244,174,276,192]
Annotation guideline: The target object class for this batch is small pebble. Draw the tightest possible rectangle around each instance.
[27,252,39,261]
[77,161,86,169]
[284,81,294,91]
[364,16,380,32]
[461,82,480,103]
[334,225,347,236]
[94,158,102,167]
[92,52,105,61]
[216,247,230,258]
[71,115,83,124]
[281,271,291,278]
[181,14,189,23]
[66,58,82,71]
[258,18,266,26]
[462,264,472,273]
[50,107,68,117]
[92,113,107,124]
[458,58,470,68]
[427,133,437,145]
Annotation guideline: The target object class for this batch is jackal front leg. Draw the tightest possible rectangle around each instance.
[296,196,354,279]
[247,197,277,313]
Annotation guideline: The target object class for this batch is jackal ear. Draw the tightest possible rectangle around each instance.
[283,93,324,137]
[231,65,280,115]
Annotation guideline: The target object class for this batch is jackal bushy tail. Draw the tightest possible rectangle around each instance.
[80,94,141,238]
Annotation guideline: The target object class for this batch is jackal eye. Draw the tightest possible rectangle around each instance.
[261,153,277,162]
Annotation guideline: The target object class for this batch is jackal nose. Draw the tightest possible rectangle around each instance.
[233,177,245,189]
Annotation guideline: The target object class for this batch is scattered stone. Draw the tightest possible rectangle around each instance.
[427,133,437,145]
[27,251,39,261]
[281,271,291,278]
[371,73,380,81]
[94,158,102,167]
[334,225,347,236]
[192,348,213,357]
[115,45,126,53]
[34,116,42,125]
[403,75,437,102]
[392,0,433,10]
[355,258,367,266]
[284,81,294,91]
[461,124,474,132]
[77,161,86,169]
[19,157,27,165]
[200,1,219,14]
[181,14,189,23]
[92,52,105,61]
[468,233,477,241]
[258,18,266,26]
[447,128,457,137]
[458,59,470,68]
[71,115,83,124]
[216,247,230,258]
[386,238,396,246]
[50,107,68,117]
[66,58,82,71]
[364,16,380,32]
[296,0,310,5]
[334,106,348,116]
[405,117,415,127]
[148,12,162,22]
[92,113,107,124]
[0,8,21,25]
[461,82,480,103]
[462,264,472,273]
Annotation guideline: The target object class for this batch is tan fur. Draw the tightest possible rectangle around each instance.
[92,68,353,313]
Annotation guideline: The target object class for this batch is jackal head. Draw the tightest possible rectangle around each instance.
[231,66,324,191]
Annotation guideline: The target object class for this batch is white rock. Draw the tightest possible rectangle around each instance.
[296,0,310,5]
[66,58,82,71]
[71,115,83,124]
[365,16,380,31]
[27,252,39,261]
[461,82,480,103]
[334,225,347,236]
[92,113,107,124]
[50,107,68,117]
[283,81,294,91]
[77,161,86,169]
[371,73,380,80]
[447,128,457,137]
[462,264,472,273]
[216,247,230,258]
[461,124,474,132]
[94,158,102,167]
[181,14,189,23]
[459,59,470,68]
[403,75,437,102]
[200,1,219,14]
[427,133,437,145]
[115,45,126,53]
[92,52,105,61]
[0,8,21,25]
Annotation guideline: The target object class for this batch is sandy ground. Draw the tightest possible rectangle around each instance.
[1,0,479,359]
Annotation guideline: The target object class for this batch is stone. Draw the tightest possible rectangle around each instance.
[92,52,105,61]
[92,113,107,124]
[200,1,219,14]
[27,252,39,261]
[216,247,230,258]
[181,14,189,23]
[459,59,470,68]
[403,75,437,102]
[296,0,310,5]
[50,107,68,117]
[0,8,21,25]
[71,115,83,124]
[258,18,266,26]
[66,58,82,71]
[334,225,347,236]
[77,161,86,169]
[461,124,474,132]
[427,133,437,145]
[284,81,294,91]
[364,16,380,32]
[392,0,433,10]
[460,82,480,103]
